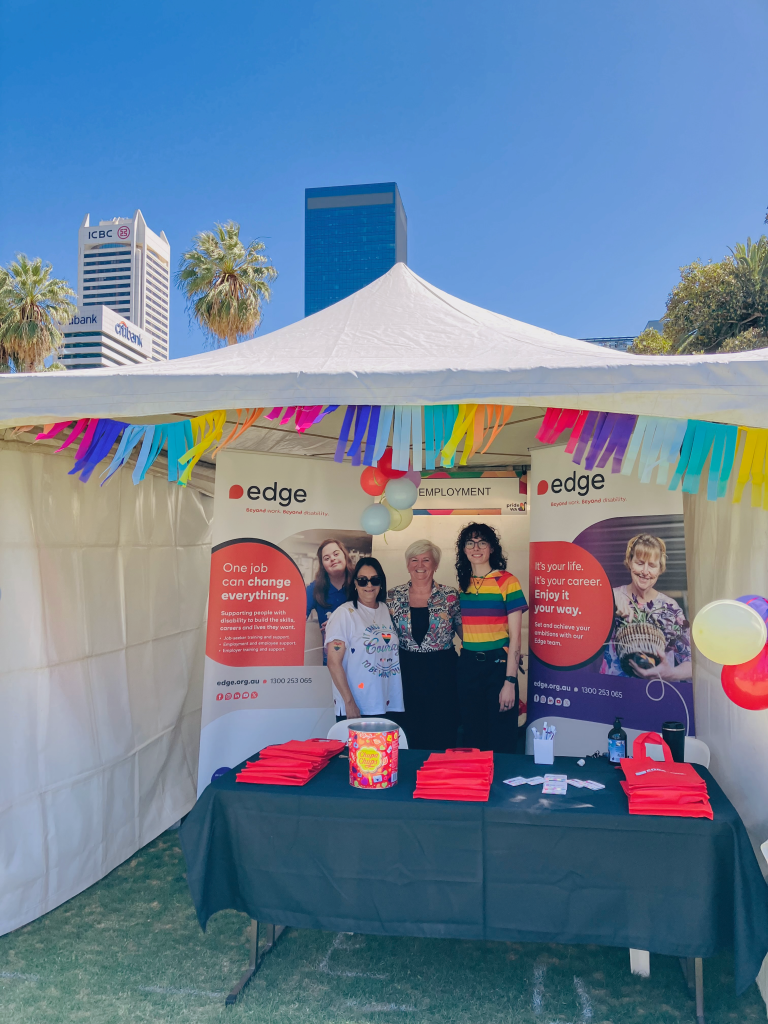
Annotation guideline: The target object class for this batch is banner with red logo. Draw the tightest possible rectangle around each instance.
[197,451,372,793]
[528,446,695,744]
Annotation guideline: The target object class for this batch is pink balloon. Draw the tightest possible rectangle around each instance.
[404,470,422,487]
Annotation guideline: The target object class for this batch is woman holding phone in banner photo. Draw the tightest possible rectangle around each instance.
[324,557,404,722]
[601,533,692,681]
[306,539,355,661]
[387,540,462,750]
[456,523,527,753]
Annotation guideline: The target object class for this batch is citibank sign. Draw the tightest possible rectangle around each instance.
[115,321,143,348]
[85,224,131,240]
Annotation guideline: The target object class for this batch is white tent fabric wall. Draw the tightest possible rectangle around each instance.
[683,488,768,859]
[0,448,212,936]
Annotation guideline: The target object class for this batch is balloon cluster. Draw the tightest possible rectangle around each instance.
[360,447,421,535]
[692,596,768,710]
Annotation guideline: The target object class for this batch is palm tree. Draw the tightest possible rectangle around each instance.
[176,222,277,347]
[0,255,76,372]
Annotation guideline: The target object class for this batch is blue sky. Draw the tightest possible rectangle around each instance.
[1,0,766,359]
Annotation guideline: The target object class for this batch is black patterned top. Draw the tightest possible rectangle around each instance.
[387,582,462,653]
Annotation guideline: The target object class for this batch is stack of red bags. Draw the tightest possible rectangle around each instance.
[236,738,345,786]
[413,748,494,802]
[620,732,713,819]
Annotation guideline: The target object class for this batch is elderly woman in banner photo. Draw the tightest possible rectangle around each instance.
[387,540,463,750]
[324,556,404,722]
[601,532,692,681]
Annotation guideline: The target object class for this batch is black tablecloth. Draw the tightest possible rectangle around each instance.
[180,751,768,994]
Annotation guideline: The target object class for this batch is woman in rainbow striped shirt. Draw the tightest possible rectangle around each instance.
[455,522,528,753]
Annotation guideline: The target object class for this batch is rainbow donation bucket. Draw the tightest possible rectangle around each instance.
[348,720,399,789]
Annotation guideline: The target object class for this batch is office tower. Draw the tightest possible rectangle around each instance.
[76,210,170,360]
[305,182,407,316]
[58,306,154,369]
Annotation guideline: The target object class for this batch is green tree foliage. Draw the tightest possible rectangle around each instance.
[0,256,76,372]
[176,222,277,347]
[639,236,768,355]
[629,327,671,355]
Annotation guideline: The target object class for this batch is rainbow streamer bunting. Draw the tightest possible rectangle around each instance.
[28,402,768,507]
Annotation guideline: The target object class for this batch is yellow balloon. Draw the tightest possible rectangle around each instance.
[383,500,413,532]
[692,599,767,665]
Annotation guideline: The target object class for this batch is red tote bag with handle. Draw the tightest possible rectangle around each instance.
[621,732,706,792]
[619,732,712,818]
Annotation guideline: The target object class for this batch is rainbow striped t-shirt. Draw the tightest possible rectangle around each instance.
[460,570,528,651]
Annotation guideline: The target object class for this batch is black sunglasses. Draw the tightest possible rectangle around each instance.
[355,575,382,587]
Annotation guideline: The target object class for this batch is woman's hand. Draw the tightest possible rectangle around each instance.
[344,696,362,719]
[499,680,516,712]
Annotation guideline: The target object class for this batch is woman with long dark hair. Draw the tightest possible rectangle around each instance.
[455,522,527,752]
[324,556,404,721]
[306,539,355,651]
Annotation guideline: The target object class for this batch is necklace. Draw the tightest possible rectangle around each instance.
[470,570,493,595]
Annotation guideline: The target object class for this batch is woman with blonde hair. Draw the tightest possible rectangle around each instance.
[387,539,462,749]
[601,533,691,680]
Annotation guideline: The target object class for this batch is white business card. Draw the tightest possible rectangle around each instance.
[542,774,568,795]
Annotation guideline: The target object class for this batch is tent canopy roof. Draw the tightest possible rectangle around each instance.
[3,262,768,427]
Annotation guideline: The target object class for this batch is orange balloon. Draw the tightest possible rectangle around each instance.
[360,466,386,496]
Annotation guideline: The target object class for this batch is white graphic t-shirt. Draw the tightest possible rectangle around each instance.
[324,600,404,716]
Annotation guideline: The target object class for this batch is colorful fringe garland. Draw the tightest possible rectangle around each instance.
[29,401,768,505]
[36,412,228,486]
[535,407,758,503]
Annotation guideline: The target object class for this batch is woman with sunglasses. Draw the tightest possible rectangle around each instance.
[324,556,404,722]
[455,522,528,753]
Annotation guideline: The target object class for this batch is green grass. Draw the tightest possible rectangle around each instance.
[0,830,765,1024]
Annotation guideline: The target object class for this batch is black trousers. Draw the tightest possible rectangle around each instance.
[457,648,518,754]
[398,647,459,751]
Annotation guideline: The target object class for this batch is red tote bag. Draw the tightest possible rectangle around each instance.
[621,732,706,793]
[620,732,711,818]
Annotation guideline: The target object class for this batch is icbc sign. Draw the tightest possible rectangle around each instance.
[117,225,131,240]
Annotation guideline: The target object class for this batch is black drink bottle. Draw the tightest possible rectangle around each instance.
[608,717,628,763]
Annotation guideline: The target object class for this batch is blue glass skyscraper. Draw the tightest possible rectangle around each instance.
[305,182,407,316]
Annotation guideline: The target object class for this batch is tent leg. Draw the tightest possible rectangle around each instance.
[224,920,286,1007]
[694,957,705,1024]
[679,956,705,1022]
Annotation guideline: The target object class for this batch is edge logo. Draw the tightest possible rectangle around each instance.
[68,314,97,326]
[229,481,307,507]
[117,225,131,239]
[537,471,605,497]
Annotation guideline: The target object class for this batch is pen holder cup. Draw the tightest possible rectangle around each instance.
[533,738,555,765]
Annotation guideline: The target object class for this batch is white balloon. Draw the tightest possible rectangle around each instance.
[384,477,418,510]
[361,503,391,536]
[692,599,768,665]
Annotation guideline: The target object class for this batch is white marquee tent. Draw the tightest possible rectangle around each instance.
[2,264,768,996]
[2,263,768,429]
